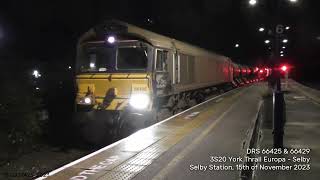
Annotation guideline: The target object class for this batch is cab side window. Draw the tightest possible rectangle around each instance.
[156,50,168,72]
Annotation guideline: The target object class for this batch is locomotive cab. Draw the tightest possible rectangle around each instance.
[76,39,155,112]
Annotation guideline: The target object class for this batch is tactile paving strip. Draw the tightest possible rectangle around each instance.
[113,164,146,173]
[97,137,174,179]
[126,158,154,166]
[97,171,135,180]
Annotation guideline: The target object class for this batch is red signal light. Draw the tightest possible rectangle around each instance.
[281,65,287,72]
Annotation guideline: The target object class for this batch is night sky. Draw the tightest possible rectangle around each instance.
[0,0,319,80]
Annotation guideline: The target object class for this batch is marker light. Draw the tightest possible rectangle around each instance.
[84,97,92,104]
[90,63,95,68]
[107,36,116,43]
[129,94,150,109]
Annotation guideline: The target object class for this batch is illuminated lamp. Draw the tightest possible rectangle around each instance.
[281,65,287,72]
[107,36,116,43]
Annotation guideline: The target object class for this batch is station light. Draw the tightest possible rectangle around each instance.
[259,27,265,32]
[285,26,290,30]
[235,44,240,48]
[288,0,298,3]
[280,54,284,57]
[282,46,286,49]
[282,39,288,43]
[32,70,41,78]
[90,62,95,68]
[280,51,284,54]
[249,0,257,6]
[264,40,270,44]
[259,69,264,73]
[147,18,153,23]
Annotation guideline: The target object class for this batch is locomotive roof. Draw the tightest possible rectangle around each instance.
[78,20,230,63]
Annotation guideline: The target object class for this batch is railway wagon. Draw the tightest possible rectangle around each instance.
[74,20,236,141]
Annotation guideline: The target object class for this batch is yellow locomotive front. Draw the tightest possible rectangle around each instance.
[74,24,157,142]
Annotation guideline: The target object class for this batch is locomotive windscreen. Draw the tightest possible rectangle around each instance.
[117,47,148,70]
[77,42,149,73]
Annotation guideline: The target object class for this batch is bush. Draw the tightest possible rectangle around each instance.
[0,61,43,155]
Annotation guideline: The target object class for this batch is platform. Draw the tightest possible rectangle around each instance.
[37,83,267,180]
[254,80,320,180]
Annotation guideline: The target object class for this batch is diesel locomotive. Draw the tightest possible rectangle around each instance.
[74,20,257,143]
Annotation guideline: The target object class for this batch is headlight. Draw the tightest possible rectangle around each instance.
[84,97,92,104]
[79,96,94,105]
[129,94,150,110]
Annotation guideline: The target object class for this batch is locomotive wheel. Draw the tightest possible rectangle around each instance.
[195,93,205,104]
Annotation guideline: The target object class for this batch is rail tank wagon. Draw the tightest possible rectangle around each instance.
[74,20,243,143]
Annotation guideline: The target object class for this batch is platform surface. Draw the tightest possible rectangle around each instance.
[255,80,320,180]
[37,83,267,180]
